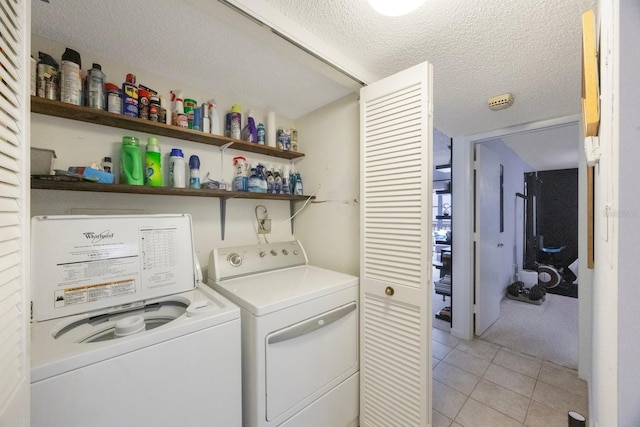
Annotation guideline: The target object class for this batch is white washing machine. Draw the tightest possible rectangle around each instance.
[207,241,359,427]
[30,214,242,427]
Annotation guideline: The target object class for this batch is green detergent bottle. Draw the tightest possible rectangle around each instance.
[145,137,163,186]
[120,136,143,185]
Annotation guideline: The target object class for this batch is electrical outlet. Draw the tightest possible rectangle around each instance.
[258,219,271,234]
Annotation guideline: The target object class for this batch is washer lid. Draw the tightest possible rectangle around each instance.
[31,214,197,322]
[210,265,358,316]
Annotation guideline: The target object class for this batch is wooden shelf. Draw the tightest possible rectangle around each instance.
[31,178,312,201]
[32,178,315,240]
[435,190,451,195]
[436,215,452,220]
[31,96,305,161]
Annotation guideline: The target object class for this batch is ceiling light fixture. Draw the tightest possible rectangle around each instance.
[367,0,426,17]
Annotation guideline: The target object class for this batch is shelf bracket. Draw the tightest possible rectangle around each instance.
[220,197,227,240]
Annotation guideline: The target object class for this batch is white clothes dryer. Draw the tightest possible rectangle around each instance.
[30,214,242,427]
[207,241,360,427]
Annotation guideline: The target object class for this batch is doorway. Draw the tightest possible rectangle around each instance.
[450,115,591,376]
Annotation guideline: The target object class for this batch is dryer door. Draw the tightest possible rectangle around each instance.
[265,301,358,421]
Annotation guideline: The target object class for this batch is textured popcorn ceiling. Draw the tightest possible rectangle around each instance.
[32,0,596,169]
[265,0,596,136]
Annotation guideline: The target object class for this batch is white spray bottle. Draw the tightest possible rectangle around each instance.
[170,90,187,128]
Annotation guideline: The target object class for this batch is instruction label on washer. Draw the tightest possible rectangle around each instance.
[31,215,195,321]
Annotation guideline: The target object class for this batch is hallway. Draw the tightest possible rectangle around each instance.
[431,328,588,426]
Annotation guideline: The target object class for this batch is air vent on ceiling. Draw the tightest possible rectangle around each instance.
[487,93,515,111]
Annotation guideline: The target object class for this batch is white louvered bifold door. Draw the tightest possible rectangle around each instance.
[359,61,433,427]
[0,0,30,425]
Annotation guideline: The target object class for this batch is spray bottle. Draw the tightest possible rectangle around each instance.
[232,156,248,192]
[170,90,188,128]
[242,110,258,143]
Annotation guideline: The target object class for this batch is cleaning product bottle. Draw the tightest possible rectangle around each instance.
[289,164,296,194]
[241,110,257,143]
[257,164,267,193]
[274,167,283,194]
[145,137,162,186]
[101,156,113,174]
[85,63,105,110]
[229,104,242,139]
[169,148,186,188]
[247,164,259,193]
[232,156,247,192]
[189,155,201,189]
[257,123,266,145]
[201,103,211,134]
[208,99,221,135]
[248,163,267,193]
[170,90,188,128]
[282,165,290,195]
[294,170,303,195]
[184,98,197,129]
[60,47,82,105]
[265,165,275,193]
[120,136,143,185]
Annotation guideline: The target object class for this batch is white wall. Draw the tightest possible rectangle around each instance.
[30,35,297,281]
[293,94,360,276]
[614,0,640,424]
[591,0,619,424]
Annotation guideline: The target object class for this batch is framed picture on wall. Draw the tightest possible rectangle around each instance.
[582,9,598,269]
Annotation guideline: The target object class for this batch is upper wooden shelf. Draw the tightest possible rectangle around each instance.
[30,96,305,161]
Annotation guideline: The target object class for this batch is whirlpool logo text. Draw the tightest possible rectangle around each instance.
[82,230,115,243]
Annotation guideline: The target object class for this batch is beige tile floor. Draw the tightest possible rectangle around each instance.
[431,328,589,427]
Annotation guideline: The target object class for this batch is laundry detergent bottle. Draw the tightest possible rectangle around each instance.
[144,137,163,186]
[120,136,144,185]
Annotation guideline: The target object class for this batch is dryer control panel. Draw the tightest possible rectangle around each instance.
[209,240,308,281]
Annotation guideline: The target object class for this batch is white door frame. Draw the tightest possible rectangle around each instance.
[450,115,584,345]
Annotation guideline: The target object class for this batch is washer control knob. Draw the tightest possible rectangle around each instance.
[282,249,288,255]
[227,253,243,267]
[259,251,266,258]
[271,249,277,256]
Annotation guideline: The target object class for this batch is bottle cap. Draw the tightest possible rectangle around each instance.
[147,137,159,146]
[170,148,184,158]
[189,155,200,169]
[231,104,241,113]
[122,136,139,146]
[104,156,112,162]
[92,63,102,70]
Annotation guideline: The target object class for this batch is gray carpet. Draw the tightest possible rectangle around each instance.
[479,293,579,369]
